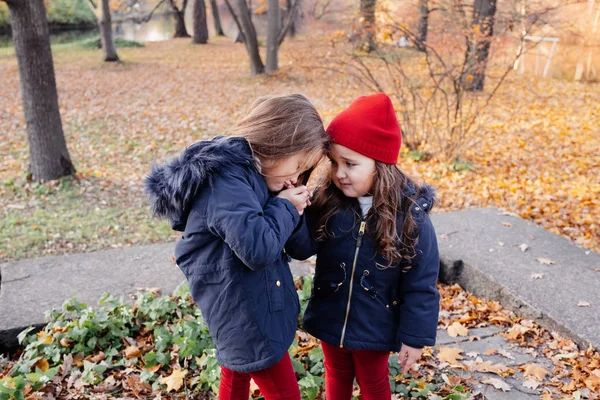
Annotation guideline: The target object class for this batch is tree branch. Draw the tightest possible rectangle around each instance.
[277,0,299,46]
[167,0,180,13]
[87,0,98,12]
[113,0,167,24]
[224,0,246,42]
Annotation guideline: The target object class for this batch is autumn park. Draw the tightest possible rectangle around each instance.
[0,0,599,398]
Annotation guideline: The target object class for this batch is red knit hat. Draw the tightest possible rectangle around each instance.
[326,93,401,164]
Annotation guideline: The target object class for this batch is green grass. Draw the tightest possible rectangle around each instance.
[78,36,145,49]
[0,176,174,262]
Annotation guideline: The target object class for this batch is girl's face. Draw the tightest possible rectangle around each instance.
[262,152,316,192]
[329,143,376,198]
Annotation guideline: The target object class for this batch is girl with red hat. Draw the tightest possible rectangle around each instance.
[286,93,440,399]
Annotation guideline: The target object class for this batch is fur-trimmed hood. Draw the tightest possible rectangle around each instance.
[144,136,253,230]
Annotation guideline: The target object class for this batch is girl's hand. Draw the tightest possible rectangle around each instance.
[398,344,422,374]
[277,186,310,215]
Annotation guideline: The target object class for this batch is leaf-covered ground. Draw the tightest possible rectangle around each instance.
[2,277,599,399]
[1,35,598,262]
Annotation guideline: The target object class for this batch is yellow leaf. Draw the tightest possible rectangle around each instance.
[160,368,188,392]
[36,331,53,344]
[447,322,469,337]
[34,358,49,372]
[475,361,509,375]
[437,347,464,364]
[523,364,548,381]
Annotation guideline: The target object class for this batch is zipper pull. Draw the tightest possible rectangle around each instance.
[357,221,366,247]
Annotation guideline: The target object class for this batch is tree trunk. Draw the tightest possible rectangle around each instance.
[416,0,428,51]
[286,0,296,38]
[99,0,119,61]
[6,0,76,181]
[210,0,225,36]
[266,0,280,72]
[174,10,189,37]
[193,0,209,43]
[236,0,264,74]
[358,0,376,52]
[170,0,190,37]
[463,0,497,91]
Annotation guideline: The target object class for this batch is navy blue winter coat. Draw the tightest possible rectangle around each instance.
[145,136,301,372]
[286,185,440,351]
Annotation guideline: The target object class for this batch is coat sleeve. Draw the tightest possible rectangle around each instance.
[285,206,320,260]
[398,212,440,348]
[206,171,300,271]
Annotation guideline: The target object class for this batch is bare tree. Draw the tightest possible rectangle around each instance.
[2,0,76,181]
[358,0,376,52]
[266,0,280,71]
[463,0,498,91]
[310,0,333,20]
[286,0,297,38]
[88,0,120,61]
[416,0,429,51]
[225,0,299,74]
[210,0,225,36]
[193,0,209,43]
[168,0,191,37]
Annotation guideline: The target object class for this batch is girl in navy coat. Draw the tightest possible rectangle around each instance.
[145,94,328,399]
[286,93,440,399]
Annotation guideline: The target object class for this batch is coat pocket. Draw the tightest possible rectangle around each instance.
[265,268,285,312]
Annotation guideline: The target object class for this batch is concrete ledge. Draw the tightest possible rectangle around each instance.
[0,242,312,352]
[433,208,599,350]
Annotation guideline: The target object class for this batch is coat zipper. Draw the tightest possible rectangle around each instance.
[339,220,366,348]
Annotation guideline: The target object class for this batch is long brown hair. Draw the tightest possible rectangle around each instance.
[230,94,328,175]
[311,162,421,266]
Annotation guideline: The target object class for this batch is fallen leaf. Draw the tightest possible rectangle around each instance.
[523,363,548,381]
[34,358,49,372]
[124,345,141,359]
[437,347,464,364]
[87,351,105,363]
[536,258,555,265]
[523,377,541,389]
[519,243,529,252]
[144,364,161,373]
[484,348,497,356]
[577,301,591,307]
[498,349,515,360]
[447,322,469,337]
[584,369,600,391]
[502,222,512,227]
[36,331,53,345]
[160,368,187,392]
[474,361,509,375]
[531,273,544,279]
[482,377,511,391]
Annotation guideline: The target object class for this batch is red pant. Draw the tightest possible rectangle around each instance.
[219,353,300,400]
[321,341,391,400]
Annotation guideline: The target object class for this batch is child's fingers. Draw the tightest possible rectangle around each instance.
[397,348,408,367]
[402,353,420,374]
